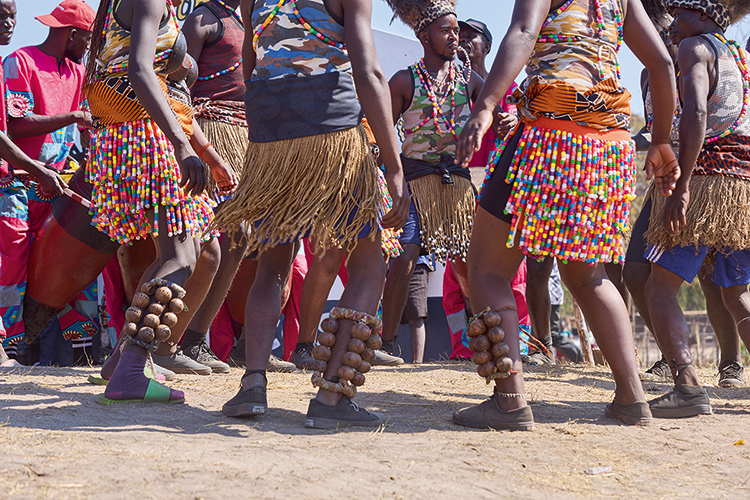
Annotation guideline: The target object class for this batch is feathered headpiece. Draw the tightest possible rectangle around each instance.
[664,0,750,31]
[383,0,457,35]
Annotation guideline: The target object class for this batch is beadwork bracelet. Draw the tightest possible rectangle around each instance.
[146,278,187,299]
[329,307,382,335]
[496,392,527,399]
[311,372,356,399]
[197,142,211,160]
[125,335,159,352]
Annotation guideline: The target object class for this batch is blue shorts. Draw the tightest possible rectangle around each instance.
[645,243,750,288]
[399,188,421,247]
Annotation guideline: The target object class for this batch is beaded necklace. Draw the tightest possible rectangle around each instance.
[196,0,244,81]
[403,59,463,140]
[537,0,623,80]
[704,33,750,143]
[253,0,346,52]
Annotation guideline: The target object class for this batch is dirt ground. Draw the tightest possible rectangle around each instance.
[1,361,749,499]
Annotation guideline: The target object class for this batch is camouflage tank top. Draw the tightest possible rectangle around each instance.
[399,65,472,163]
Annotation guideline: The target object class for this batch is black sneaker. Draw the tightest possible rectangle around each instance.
[523,350,555,366]
[222,373,267,418]
[290,343,317,370]
[453,395,535,431]
[718,361,745,388]
[305,396,385,429]
[641,357,671,381]
[227,345,245,368]
[648,384,712,418]
[183,341,230,374]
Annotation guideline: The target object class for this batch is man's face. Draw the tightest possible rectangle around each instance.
[422,14,460,62]
[668,8,703,46]
[65,28,92,64]
[458,26,488,63]
[0,0,17,47]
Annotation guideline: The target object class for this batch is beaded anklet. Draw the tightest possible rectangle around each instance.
[329,307,382,334]
[496,392,527,399]
[467,306,517,384]
[311,372,356,399]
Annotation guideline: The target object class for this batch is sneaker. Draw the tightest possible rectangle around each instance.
[452,395,535,431]
[641,357,671,381]
[370,340,404,366]
[267,354,297,372]
[718,361,745,388]
[523,350,555,366]
[604,398,652,426]
[152,349,212,375]
[222,383,267,418]
[290,343,317,370]
[227,345,245,368]
[648,384,712,418]
[183,341,230,374]
[305,396,384,429]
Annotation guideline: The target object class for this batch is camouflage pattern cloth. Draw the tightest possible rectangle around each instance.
[399,66,471,163]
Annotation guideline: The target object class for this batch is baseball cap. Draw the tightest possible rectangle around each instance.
[36,0,96,32]
[458,19,492,45]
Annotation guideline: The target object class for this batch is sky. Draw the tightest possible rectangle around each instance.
[6,0,750,118]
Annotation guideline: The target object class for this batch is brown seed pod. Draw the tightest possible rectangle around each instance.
[310,360,328,373]
[359,360,371,373]
[141,282,156,295]
[483,311,502,328]
[338,365,356,381]
[125,306,143,323]
[491,342,510,359]
[148,302,164,315]
[311,345,332,362]
[365,333,383,351]
[350,322,371,341]
[361,347,375,362]
[154,324,171,341]
[472,350,493,366]
[137,326,155,343]
[467,319,487,338]
[317,331,336,347]
[347,338,365,354]
[169,298,185,313]
[143,313,161,329]
[477,361,497,378]
[352,371,366,386]
[154,286,172,304]
[161,312,178,328]
[132,293,150,309]
[320,317,339,334]
[468,334,491,353]
[487,326,505,344]
[122,322,137,337]
[342,351,363,369]
[496,356,513,373]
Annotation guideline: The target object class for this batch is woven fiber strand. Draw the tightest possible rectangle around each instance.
[211,125,379,256]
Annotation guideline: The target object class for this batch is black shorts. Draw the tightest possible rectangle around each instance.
[400,263,429,323]
[477,123,525,224]
[625,196,652,265]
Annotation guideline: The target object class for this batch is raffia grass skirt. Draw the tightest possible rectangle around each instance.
[646,175,750,251]
[409,173,475,263]
[196,117,248,197]
[211,125,379,256]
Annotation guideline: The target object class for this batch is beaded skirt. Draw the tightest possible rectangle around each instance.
[486,118,636,264]
[87,119,217,245]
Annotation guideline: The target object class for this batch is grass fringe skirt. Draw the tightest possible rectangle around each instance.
[646,175,750,251]
[408,173,475,263]
[211,125,379,256]
[196,117,248,197]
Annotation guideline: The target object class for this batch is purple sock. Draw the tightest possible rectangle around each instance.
[104,351,184,402]
[99,343,122,380]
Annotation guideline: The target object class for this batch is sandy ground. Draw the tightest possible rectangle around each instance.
[1,361,749,500]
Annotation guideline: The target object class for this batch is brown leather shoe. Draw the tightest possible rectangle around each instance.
[452,396,534,431]
[604,398,652,426]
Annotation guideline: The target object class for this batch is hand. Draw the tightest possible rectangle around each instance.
[456,108,493,168]
[74,110,93,129]
[491,109,518,139]
[645,143,680,197]
[381,168,409,231]
[662,186,690,234]
[174,142,207,197]
[33,162,67,196]
[209,158,238,196]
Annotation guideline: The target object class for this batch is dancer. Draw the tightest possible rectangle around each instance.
[213,0,408,427]
[380,0,483,366]
[85,0,218,404]
[454,0,679,429]
[644,0,750,417]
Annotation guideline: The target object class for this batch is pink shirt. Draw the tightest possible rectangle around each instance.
[3,46,84,172]
[0,61,7,176]
[467,83,518,169]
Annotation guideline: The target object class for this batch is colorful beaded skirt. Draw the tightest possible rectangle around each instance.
[377,169,403,258]
[484,117,636,264]
[86,119,216,245]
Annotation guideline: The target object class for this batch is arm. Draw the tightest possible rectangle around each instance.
[183,6,219,64]
[343,0,408,229]
[622,0,679,196]
[8,111,91,138]
[662,37,712,233]
[455,0,551,166]
[126,0,205,195]
[388,69,412,125]
[0,132,66,195]
[632,68,651,151]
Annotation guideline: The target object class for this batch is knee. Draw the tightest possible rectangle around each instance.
[201,238,222,274]
[719,287,749,319]
[623,261,649,295]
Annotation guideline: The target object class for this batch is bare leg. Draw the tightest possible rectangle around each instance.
[298,247,345,344]
[410,318,426,363]
[605,262,631,311]
[381,243,421,342]
[719,284,750,353]
[526,257,554,343]
[698,271,741,365]
[623,260,655,333]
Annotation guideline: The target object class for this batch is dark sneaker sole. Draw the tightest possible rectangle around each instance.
[650,405,712,418]
[604,406,652,426]
[451,412,534,431]
[304,413,385,429]
[718,379,744,388]
[222,402,267,418]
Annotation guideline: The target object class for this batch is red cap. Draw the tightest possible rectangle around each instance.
[35,0,96,31]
